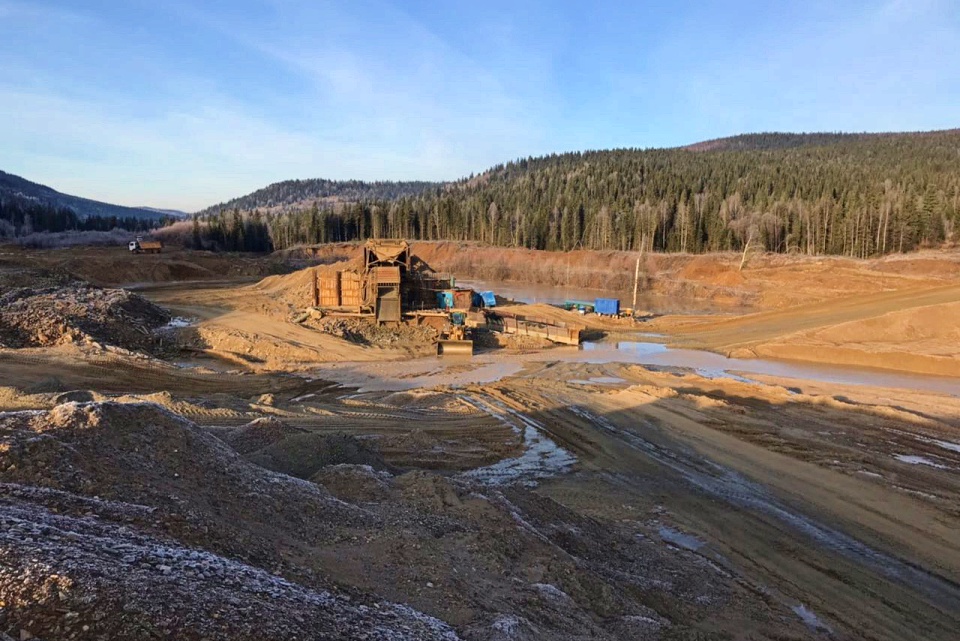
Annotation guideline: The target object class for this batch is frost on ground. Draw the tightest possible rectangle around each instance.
[0,402,459,640]
[792,604,832,633]
[0,390,834,640]
[0,490,458,641]
[0,284,170,352]
[895,454,949,470]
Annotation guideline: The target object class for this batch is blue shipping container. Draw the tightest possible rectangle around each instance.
[594,298,620,315]
[437,291,454,309]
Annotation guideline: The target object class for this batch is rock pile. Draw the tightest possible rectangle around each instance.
[0,284,171,353]
[314,317,437,348]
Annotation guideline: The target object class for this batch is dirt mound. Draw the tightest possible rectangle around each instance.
[220,416,306,454]
[247,431,391,479]
[0,403,364,557]
[314,316,438,348]
[0,262,76,289]
[0,402,461,640]
[311,463,394,502]
[0,284,171,353]
[0,486,459,641]
[754,300,960,376]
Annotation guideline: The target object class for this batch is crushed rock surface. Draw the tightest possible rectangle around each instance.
[0,284,171,353]
[313,317,438,348]
[0,402,457,640]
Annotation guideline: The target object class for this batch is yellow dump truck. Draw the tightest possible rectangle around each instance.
[128,237,162,254]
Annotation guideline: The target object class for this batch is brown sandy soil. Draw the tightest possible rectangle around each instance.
[476,361,960,640]
[649,283,960,376]
[136,277,436,370]
[0,243,285,286]
[4,348,959,639]
[2,245,960,639]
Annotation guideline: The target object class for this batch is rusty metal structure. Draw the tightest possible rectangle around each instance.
[316,240,453,325]
[470,310,584,346]
[311,239,584,349]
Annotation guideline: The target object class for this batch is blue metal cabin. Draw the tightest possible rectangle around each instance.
[594,298,620,315]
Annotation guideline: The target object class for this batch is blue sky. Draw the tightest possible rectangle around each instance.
[1,0,958,211]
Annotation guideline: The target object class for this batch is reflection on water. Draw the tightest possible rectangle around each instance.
[582,341,668,355]
[310,339,959,397]
[578,341,960,397]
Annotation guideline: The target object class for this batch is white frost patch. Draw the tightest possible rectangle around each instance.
[658,526,705,551]
[932,439,960,454]
[792,604,832,632]
[621,614,665,627]
[490,614,522,634]
[291,393,316,402]
[161,317,195,330]
[460,396,576,486]
[569,376,626,385]
[912,434,960,455]
[532,583,572,603]
[855,469,883,478]
[895,454,948,470]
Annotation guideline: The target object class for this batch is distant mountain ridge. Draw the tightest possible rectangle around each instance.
[680,129,960,152]
[195,127,959,258]
[203,129,960,217]
[195,178,441,216]
[0,170,181,221]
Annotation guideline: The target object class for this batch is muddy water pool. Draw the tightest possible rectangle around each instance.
[312,339,959,396]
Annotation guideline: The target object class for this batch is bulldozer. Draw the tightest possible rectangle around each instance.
[437,312,473,356]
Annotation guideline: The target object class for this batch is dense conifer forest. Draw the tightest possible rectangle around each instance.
[0,194,160,239]
[199,130,960,256]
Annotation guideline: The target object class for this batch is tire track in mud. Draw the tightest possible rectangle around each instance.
[457,392,576,486]
[554,399,960,616]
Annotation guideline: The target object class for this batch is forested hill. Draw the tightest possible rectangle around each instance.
[197,129,960,258]
[682,131,869,152]
[0,170,178,221]
[196,178,441,216]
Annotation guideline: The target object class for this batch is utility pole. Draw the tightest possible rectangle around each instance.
[632,236,645,313]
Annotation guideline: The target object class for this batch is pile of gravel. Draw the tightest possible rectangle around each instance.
[314,317,437,348]
[0,284,171,352]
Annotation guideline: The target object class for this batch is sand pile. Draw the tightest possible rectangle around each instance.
[219,416,306,454]
[219,417,392,479]
[754,300,960,376]
[0,402,368,557]
[0,284,171,352]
